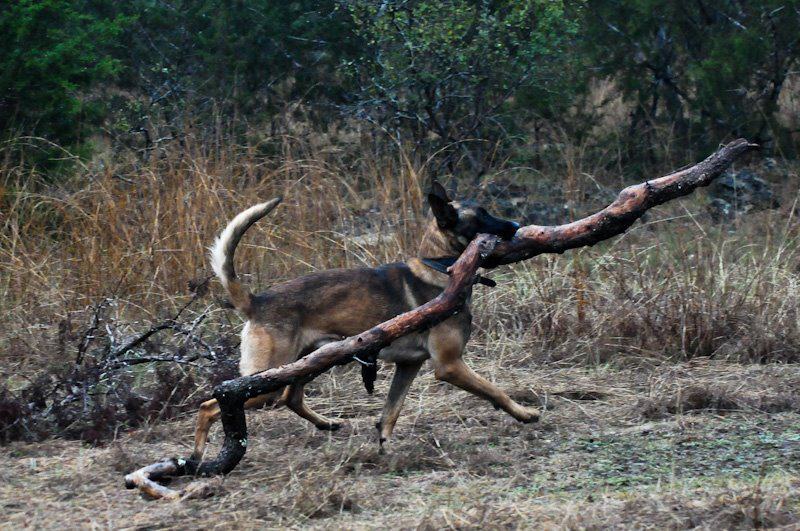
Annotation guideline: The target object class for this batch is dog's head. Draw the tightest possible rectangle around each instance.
[427,180,519,254]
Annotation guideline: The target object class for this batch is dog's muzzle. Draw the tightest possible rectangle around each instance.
[503,221,520,240]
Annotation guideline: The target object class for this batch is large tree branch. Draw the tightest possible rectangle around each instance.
[483,138,757,267]
[125,138,757,498]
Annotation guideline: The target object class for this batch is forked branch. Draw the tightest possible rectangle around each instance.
[126,138,757,498]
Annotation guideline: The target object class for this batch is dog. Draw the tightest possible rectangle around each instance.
[192,181,540,459]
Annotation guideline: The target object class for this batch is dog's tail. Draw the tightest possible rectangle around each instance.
[210,198,282,315]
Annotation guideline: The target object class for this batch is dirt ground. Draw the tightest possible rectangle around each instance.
[2,357,798,530]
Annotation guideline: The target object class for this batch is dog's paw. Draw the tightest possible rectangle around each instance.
[517,407,541,424]
[317,421,344,432]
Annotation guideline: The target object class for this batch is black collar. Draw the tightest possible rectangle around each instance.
[419,257,496,288]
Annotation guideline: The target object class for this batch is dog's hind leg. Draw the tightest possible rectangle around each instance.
[192,398,220,459]
[376,360,424,449]
[191,389,288,460]
[285,384,342,431]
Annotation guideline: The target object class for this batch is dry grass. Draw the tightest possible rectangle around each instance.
[1,127,799,527]
[2,360,798,528]
[0,132,425,376]
[2,133,798,372]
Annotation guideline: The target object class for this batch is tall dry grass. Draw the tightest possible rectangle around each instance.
[1,128,798,378]
[0,132,427,371]
[473,204,800,366]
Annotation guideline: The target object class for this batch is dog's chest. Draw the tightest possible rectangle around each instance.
[378,306,472,364]
[378,331,430,363]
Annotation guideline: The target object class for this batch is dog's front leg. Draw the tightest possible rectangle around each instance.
[376,360,424,452]
[429,329,540,424]
[433,359,540,423]
[285,384,343,431]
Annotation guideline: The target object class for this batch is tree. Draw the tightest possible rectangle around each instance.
[0,0,128,153]
[584,0,800,153]
[114,0,360,133]
[343,0,580,174]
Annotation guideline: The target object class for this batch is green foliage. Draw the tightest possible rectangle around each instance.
[2,0,799,173]
[344,0,579,171]
[0,0,128,149]
[583,0,800,150]
[116,0,359,122]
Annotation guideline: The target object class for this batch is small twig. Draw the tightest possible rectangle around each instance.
[112,323,176,358]
[112,291,205,358]
[76,299,111,366]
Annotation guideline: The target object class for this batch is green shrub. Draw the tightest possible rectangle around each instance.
[0,0,128,155]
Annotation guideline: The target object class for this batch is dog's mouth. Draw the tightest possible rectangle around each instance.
[471,207,521,242]
[477,219,519,241]
[500,221,520,241]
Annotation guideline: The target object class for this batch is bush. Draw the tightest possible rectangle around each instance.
[0,0,128,154]
[344,0,579,173]
[583,0,800,153]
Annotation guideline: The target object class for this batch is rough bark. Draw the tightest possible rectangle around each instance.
[483,138,757,267]
[124,460,183,500]
[126,138,757,498]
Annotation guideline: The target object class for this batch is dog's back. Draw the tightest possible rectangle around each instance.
[250,263,441,338]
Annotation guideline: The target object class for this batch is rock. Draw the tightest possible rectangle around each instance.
[707,168,779,221]
[479,177,572,226]
[479,175,622,226]
[487,196,571,226]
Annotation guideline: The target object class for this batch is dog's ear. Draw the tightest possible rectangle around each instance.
[428,181,457,228]
[429,180,451,202]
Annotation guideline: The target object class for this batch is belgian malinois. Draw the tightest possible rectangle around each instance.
[192,181,540,459]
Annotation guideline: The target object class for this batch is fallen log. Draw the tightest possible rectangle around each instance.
[126,138,757,498]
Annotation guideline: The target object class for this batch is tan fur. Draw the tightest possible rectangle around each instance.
[239,322,274,376]
[192,190,536,459]
[226,281,252,315]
